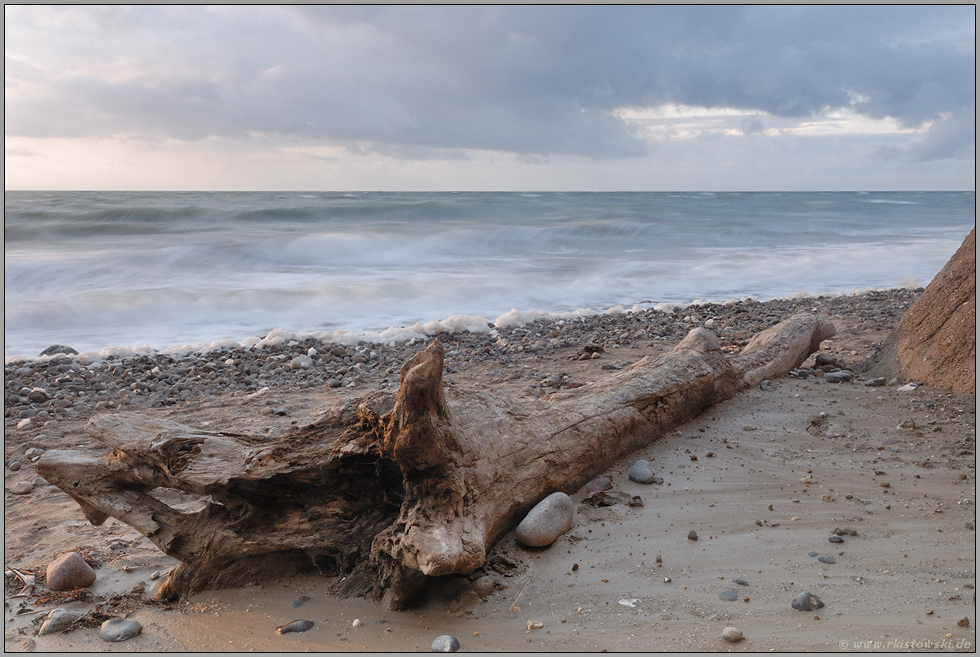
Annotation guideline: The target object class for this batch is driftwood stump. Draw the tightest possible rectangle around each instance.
[37,313,834,609]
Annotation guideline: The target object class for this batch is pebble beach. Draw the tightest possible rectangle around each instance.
[5,289,922,432]
[4,287,976,652]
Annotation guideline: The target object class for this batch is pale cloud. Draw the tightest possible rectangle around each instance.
[613,104,918,140]
[3,5,974,190]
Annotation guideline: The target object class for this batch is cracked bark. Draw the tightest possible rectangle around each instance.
[37,313,833,609]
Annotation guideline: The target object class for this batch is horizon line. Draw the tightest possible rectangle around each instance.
[5,189,976,194]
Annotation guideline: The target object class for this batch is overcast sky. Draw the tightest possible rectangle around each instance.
[4,5,975,191]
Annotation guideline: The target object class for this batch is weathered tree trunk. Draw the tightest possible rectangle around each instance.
[37,313,834,609]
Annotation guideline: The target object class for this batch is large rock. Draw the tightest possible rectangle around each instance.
[46,552,97,591]
[864,229,975,394]
[515,492,574,547]
[39,345,78,357]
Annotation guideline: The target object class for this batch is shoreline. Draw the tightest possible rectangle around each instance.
[5,289,923,435]
[4,286,975,652]
[4,284,926,365]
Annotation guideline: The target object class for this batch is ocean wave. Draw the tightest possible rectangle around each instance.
[5,191,973,358]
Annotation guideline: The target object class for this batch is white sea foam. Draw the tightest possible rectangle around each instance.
[0,281,937,365]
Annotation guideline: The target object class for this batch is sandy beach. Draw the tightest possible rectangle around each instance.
[4,289,976,652]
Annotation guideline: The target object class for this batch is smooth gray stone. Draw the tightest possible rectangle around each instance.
[431,635,461,652]
[515,492,574,547]
[732,578,749,586]
[864,377,887,387]
[277,619,314,634]
[818,556,836,564]
[291,595,311,608]
[39,609,84,635]
[791,591,825,611]
[9,481,33,495]
[824,371,853,384]
[807,551,819,557]
[628,460,657,484]
[719,590,738,602]
[829,535,844,544]
[99,618,142,642]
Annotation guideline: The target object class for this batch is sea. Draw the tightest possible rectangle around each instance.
[4,191,975,360]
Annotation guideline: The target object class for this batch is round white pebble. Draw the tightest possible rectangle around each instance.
[722,627,743,642]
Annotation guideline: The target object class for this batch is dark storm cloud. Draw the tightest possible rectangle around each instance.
[5,5,974,160]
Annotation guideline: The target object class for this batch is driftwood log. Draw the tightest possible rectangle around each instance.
[37,313,834,609]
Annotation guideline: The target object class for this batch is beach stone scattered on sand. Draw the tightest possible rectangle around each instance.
[628,460,657,484]
[515,492,574,547]
[824,371,853,383]
[814,353,839,369]
[8,460,22,472]
[277,619,314,634]
[818,556,836,564]
[585,477,612,494]
[466,575,497,599]
[39,608,85,635]
[291,595,310,608]
[432,635,461,652]
[808,551,819,557]
[46,552,97,591]
[719,590,738,602]
[722,627,743,642]
[99,618,142,642]
[791,591,825,611]
[732,578,749,586]
[9,481,33,495]
[688,530,698,541]
[829,535,844,544]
